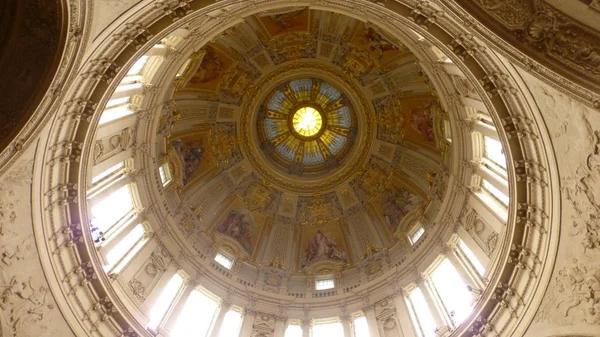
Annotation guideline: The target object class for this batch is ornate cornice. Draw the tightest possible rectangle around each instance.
[453,0,600,106]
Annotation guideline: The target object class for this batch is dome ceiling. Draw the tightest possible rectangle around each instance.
[163,8,451,271]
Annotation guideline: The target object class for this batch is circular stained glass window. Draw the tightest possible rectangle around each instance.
[292,107,323,137]
[257,78,357,175]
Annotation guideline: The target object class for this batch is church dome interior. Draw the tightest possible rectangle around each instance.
[85,6,509,336]
[2,1,600,337]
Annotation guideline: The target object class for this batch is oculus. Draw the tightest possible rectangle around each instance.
[257,78,358,175]
[292,106,323,137]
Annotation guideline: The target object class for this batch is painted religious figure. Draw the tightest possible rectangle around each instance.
[302,230,348,267]
[409,104,436,143]
[382,188,422,231]
[171,138,205,185]
[364,26,397,59]
[190,47,222,84]
[264,8,306,33]
[215,210,255,253]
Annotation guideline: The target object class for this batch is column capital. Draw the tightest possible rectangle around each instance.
[276,315,288,322]
[243,308,258,316]
[340,314,352,322]
[361,304,376,313]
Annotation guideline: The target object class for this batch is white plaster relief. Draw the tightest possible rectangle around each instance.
[519,70,600,333]
[0,152,75,337]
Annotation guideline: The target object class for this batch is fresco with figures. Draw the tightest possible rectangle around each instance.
[300,220,350,268]
[211,197,269,257]
[368,175,424,237]
[215,209,255,254]
[171,131,217,187]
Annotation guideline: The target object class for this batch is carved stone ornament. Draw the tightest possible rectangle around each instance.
[455,0,600,94]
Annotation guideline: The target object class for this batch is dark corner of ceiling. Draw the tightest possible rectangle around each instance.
[0,0,68,152]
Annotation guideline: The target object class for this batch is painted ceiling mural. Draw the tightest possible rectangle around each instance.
[163,9,451,272]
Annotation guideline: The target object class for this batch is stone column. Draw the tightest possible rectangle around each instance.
[364,306,381,337]
[161,283,194,334]
[392,293,418,337]
[209,301,231,337]
[418,277,448,329]
[302,319,311,337]
[341,315,352,337]
[274,317,286,337]
[239,310,256,337]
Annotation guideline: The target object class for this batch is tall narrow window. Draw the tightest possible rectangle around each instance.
[99,104,135,125]
[218,310,242,337]
[409,224,425,245]
[171,289,219,337]
[104,223,145,272]
[312,322,344,337]
[353,316,370,337]
[106,96,130,109]
[127,55,150,75]
[285,325,302,337]
[482,179,509,206]
[214,253,234,270]
[407,287,437,337]
[458,239,485,276]
[147,273,184,331]
[159,163,172,186]
[430,259,472,325]
[483,136,506,169]
[443,119,451,142]
[90,185,134,233]
[91,162,124,184]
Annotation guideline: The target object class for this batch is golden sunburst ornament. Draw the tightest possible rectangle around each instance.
[292,107,323,137]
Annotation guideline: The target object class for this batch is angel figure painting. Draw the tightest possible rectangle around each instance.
[409,104,436,143]
[302,230,348,268]
[382,187,422,231]
[171,138,205,186]
[215,210,255,254]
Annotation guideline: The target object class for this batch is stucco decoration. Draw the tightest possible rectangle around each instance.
[518,69,600,332]
[0,149,75,337]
